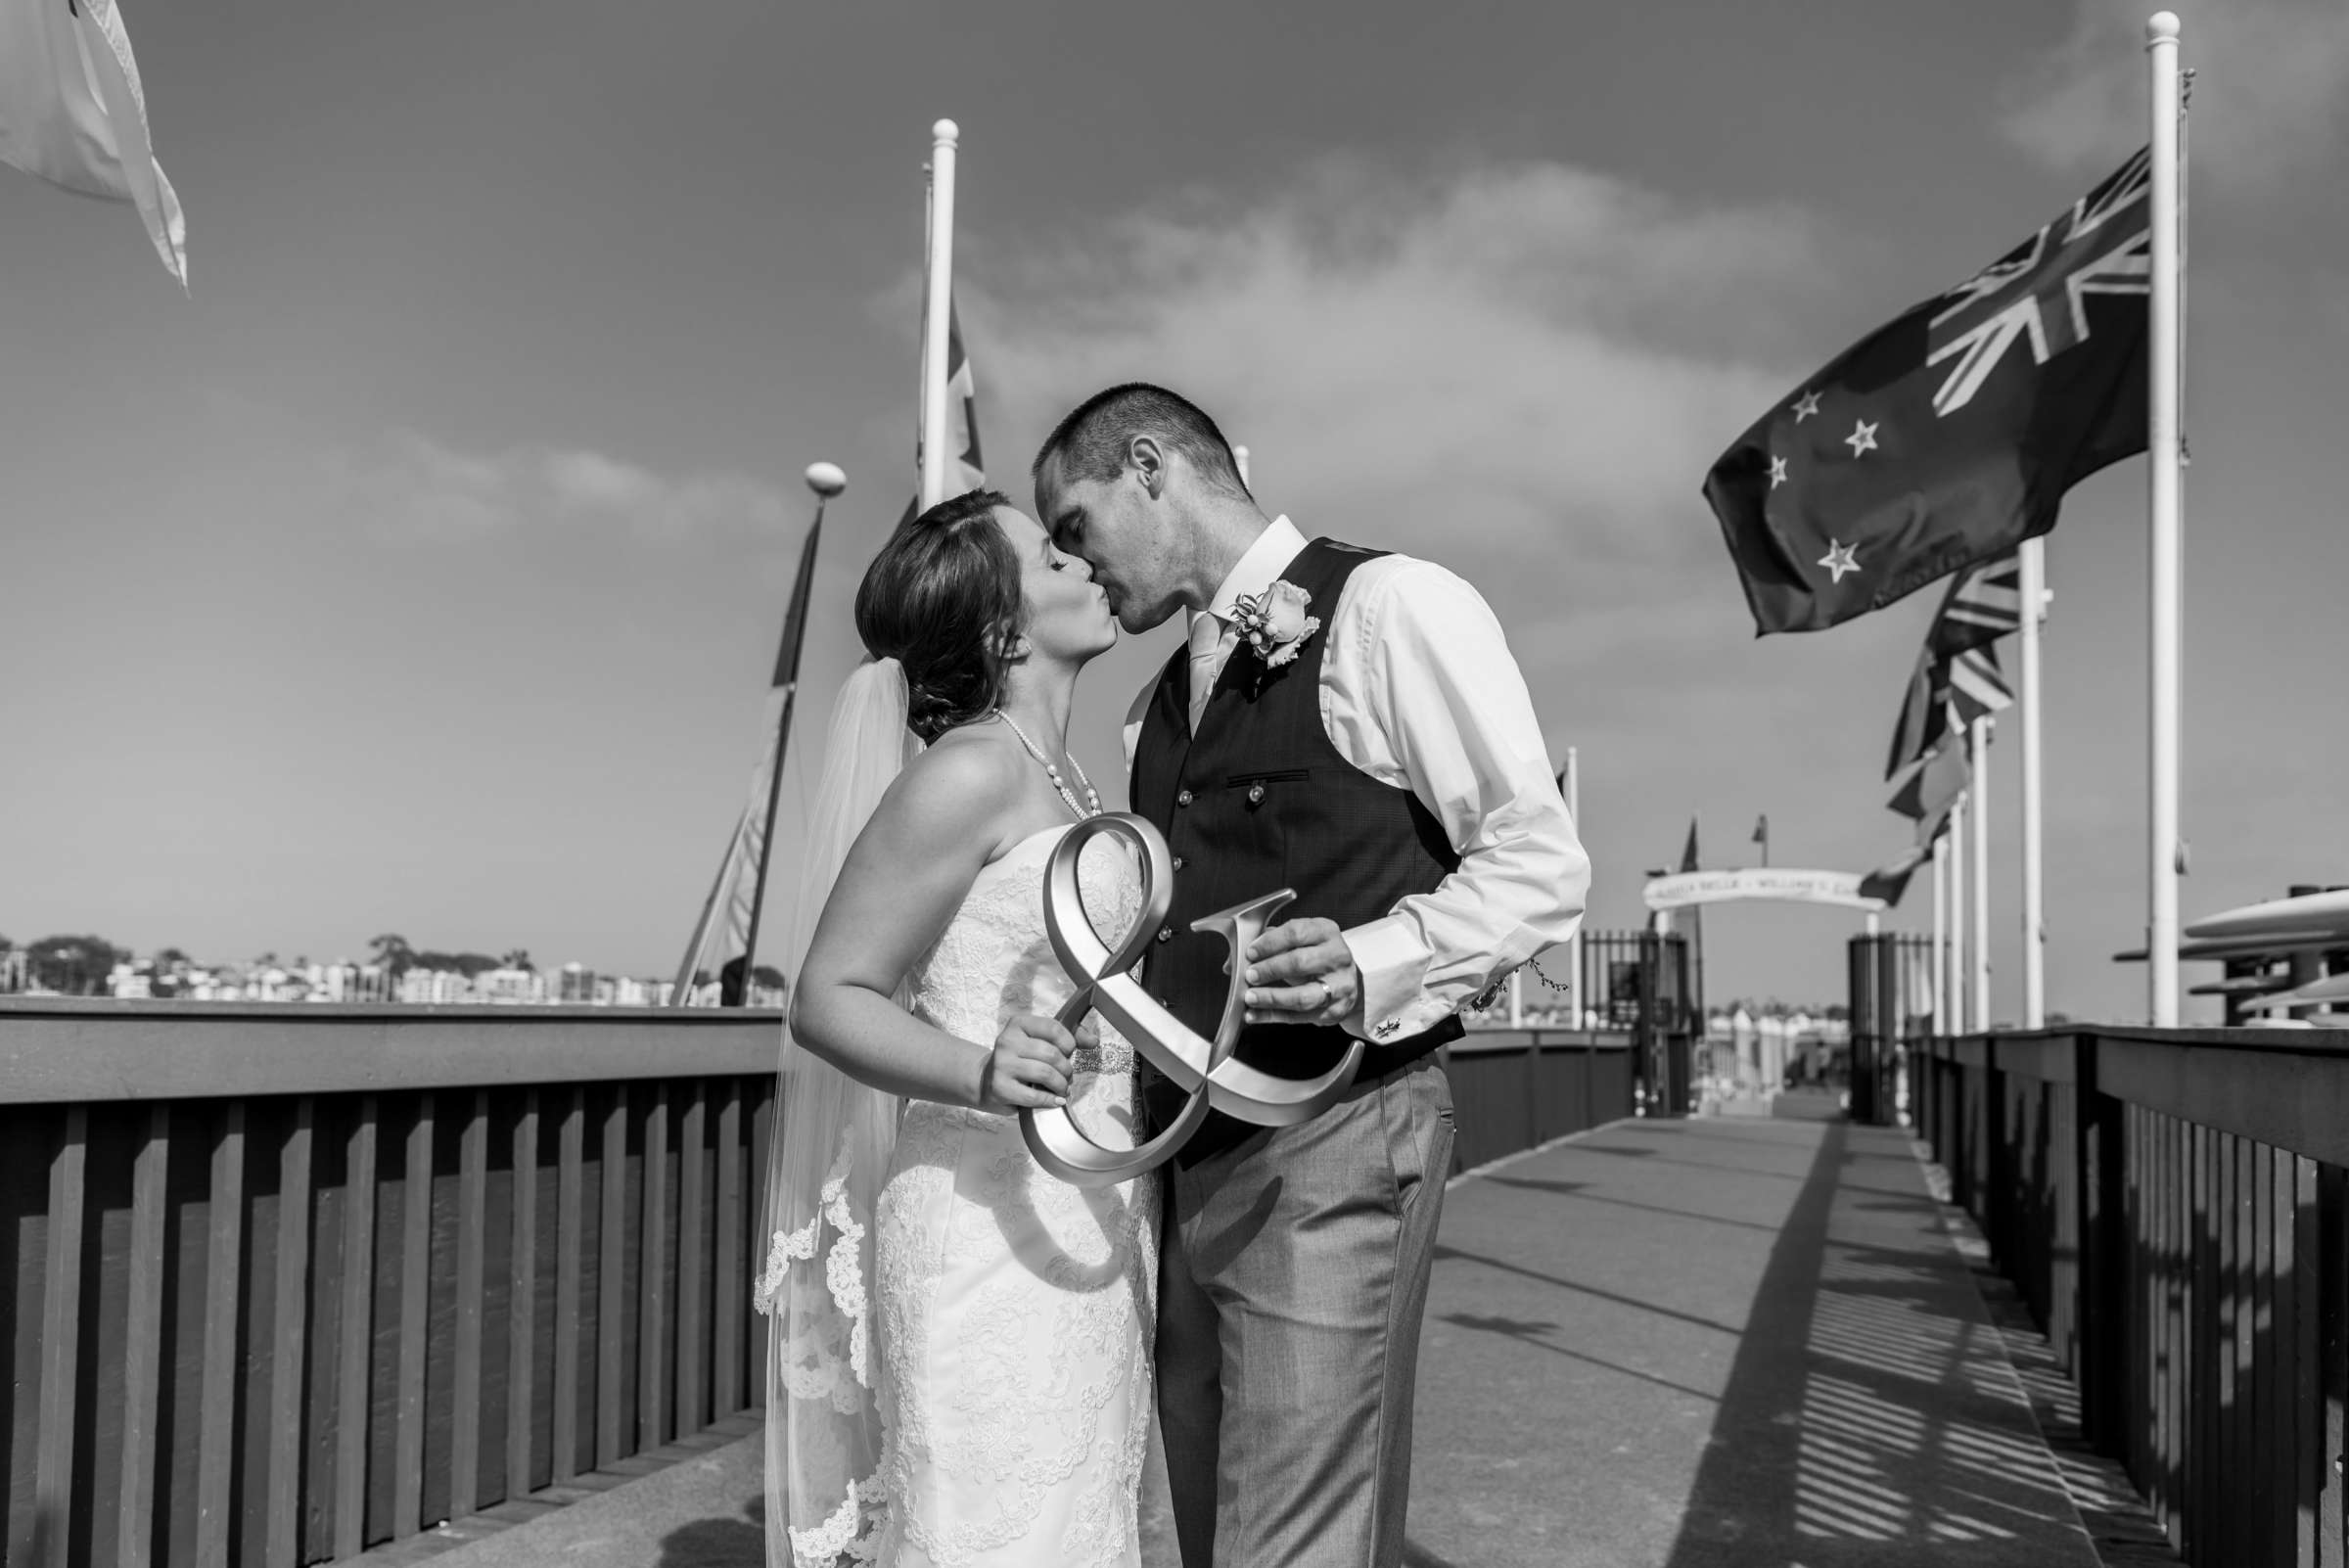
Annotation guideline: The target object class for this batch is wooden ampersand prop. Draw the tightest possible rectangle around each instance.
[1021,812,1365,1187]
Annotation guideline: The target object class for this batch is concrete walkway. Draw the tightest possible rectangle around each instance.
[401,1096,2137,1567]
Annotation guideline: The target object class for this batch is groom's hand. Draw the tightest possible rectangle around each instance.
[1242,918,1361,1027]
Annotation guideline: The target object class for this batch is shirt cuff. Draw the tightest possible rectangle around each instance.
[1339,915,1442,1045]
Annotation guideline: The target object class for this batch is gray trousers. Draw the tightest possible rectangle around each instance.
[1155,1056,1455,1568]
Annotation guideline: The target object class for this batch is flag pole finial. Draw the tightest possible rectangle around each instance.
[933,118,960,146]
[2146,11,2181,44]
[806,462,848,499]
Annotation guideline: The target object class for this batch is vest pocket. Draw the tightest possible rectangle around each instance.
[1225,767,1310,809]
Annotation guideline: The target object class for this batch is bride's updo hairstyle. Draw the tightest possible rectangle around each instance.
[855,488,1023,743]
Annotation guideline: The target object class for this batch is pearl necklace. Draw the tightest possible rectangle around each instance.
[994,711,1102,820]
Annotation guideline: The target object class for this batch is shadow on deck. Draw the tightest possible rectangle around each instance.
[404,1091,2153,1568]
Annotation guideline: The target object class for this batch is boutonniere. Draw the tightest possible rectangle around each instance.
[1230,579,1321,669]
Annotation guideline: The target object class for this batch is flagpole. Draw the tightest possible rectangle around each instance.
[920,119,960,511]
[1566,746,1583,1027]
[2018,539,2049,1027]
[1950,790,1968,1034]
[1931,836,1949,1035]
[1970,716,1993,1030]
[2146,14,2185,1027]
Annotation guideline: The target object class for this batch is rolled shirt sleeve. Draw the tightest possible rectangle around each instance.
[1331,563,1590,1042]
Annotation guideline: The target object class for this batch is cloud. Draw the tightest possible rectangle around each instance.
[2000,0,2349,184]
[964,159,1837,668]
[334,430,794,542]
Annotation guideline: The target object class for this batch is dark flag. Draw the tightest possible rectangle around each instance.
[1887,639,2013,778]
[1888,735,1969,824]
[1864,765,1960,907]
[1679,817,1700,874]
[1704,149,2150,634]
[1859,848,1926,907]
[1860,827,1935,906]
[670,512,824,1006]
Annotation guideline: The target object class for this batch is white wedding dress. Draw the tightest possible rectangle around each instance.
[867,824,1162,1568]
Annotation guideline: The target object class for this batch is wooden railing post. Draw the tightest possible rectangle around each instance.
[118,1104,169,1568]
[2078,1036,2128,1457]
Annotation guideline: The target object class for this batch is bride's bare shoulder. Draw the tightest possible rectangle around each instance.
[865,726,1026,848]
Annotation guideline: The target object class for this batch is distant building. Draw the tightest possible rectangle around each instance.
[611,976,673,1008]
[400,969,474,1005]
[558,962,598,1004]
[0,949,24,992]
[305,962,393,1003]
[476,966,546,1006]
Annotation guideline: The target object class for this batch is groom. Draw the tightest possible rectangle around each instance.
[1034,385,1590,1568]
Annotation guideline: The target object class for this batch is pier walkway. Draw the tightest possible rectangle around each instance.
[394,1093,2162,1568]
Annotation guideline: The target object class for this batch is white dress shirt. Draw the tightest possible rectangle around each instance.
[1125,516,1591,1043]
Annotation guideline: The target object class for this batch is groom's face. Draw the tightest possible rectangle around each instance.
[1036,455,1184,636]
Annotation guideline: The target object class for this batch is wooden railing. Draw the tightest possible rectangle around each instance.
[1441,1031,1637,1170]
[0,1003,1636,1568]
[0,1000,779,1568]
[1915,1026,2349,1565]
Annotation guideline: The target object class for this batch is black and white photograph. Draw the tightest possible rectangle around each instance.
[3,2,2346,1564]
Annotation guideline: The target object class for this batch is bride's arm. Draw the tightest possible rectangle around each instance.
[789,740,1076,1113]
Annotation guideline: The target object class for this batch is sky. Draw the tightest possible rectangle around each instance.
[2,0,2344,1022]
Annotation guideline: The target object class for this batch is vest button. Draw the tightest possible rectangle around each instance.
[1172,855,1185,871]
[1247,782,1267,806]
[1157,926,1173,943]
[1176,788,1194,807]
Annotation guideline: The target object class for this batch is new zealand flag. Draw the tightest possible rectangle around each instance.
[1704,149,2151,635]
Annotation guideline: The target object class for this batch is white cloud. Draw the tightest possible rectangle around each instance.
[964,159,1834,665]
[2001,0,2349,184]
[335,430,793,542]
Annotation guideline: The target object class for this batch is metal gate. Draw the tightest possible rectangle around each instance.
[1582,930,1695,1116]
[1847,931,1933,1127]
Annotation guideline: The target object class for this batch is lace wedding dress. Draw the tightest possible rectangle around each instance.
[867,825,1161,1568]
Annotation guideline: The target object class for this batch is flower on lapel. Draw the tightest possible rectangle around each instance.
[1230,579,1320,669]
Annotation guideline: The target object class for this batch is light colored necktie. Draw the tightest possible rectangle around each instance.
[1186,611,1226,735]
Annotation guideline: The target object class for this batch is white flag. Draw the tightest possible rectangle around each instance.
[0,0,187,285]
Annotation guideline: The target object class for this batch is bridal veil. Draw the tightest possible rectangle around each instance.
[754,658,919,1568]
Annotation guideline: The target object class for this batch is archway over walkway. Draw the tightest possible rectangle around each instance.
[1640,869,1900,1113]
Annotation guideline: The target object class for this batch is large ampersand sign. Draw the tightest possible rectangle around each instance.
[1020,812,1364,1187]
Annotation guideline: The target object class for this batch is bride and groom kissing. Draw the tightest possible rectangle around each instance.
[758,383,1590,1567]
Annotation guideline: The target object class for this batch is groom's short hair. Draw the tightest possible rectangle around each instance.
[1031,384,1250,499]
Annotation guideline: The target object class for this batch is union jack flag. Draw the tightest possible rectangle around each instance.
[1925,552,2023,662]
[1927,150,2150,417]
[1888,637,2011,779]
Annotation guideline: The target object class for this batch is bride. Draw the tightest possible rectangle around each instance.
[754,488,1163,1567]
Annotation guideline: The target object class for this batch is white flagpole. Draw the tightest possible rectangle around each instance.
[2146,15,2185,1026]
[920,119,961,511]
[1970,715,1993,1030]
[1566,746,1583,1028]
[1931,836,1949,1035]
[1950,790,1969,1034]
[2018,539,2049,1027]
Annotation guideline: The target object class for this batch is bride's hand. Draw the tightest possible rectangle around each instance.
[980,1014,1078,1114]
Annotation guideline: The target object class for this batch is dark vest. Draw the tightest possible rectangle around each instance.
[1131,537,1460,1158]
